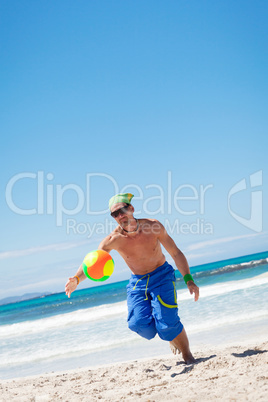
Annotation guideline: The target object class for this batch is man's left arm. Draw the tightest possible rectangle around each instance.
[157,221,199,301]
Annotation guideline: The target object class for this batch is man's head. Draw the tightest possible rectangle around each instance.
[109,193,134,210]
[109,193,134,222]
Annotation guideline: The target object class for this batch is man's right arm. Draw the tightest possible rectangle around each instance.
[98,234,116,253]
[65,264,86,298]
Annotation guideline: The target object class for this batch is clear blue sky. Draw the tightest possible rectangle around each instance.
[1,0,267,299]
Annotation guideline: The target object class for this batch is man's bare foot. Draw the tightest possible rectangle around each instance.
[184,354,196,364]
[169,341,196,364]
[169,342,181,355]
[170,328,196,364]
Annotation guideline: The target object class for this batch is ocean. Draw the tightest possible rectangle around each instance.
[0,251,268,380]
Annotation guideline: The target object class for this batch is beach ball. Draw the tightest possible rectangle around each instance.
[82,250,114,282]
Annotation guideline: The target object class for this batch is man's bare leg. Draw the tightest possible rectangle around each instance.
[169,328,195,364]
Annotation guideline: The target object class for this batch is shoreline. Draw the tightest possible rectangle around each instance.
[1,340,267,401]
[3,314,267,382]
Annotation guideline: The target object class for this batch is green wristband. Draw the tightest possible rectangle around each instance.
[184,274,194,285]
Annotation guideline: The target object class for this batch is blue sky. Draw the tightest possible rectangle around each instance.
[1,0,267,299]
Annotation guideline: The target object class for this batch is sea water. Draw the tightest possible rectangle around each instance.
[0,251,267,380]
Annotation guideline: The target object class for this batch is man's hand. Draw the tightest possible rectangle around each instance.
[187,281,199,302]
[65,277,78,298]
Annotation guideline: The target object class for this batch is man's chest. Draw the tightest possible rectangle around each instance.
[117,232,159,256]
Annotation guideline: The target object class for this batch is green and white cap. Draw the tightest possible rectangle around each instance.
[109,193,134,211]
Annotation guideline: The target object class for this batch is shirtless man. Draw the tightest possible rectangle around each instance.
[65,193,199,364]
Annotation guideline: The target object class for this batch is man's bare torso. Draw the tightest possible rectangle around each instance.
[105,219,166,275]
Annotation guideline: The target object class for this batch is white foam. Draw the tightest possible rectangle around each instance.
[198,257,268,276]
[1,308,267,368]
[0,332,138,367]
[1,272,268,339]
[0,301,127,339]
[186,309,268,334]
[178,271,268,301]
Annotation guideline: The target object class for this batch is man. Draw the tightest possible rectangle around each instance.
[65,193,199,364]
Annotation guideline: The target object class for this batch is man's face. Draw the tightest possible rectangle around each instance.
[110,203,133,224]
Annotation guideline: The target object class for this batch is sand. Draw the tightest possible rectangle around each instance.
[0,341,267,401]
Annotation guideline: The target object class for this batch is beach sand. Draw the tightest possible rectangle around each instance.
[0,341,267,401]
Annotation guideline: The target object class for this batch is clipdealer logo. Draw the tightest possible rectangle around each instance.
[5,171,214,235]
[5,170,264,236]
[227,170,263,233]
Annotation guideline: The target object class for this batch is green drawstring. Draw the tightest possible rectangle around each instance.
[173,281,177,304]
[133,274,150,300]
[133,277,177,306]
[144,275,150,300]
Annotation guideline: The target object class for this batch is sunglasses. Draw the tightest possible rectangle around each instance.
[110,204,130,218]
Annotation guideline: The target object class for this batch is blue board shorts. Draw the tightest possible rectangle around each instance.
[126,261,183,341]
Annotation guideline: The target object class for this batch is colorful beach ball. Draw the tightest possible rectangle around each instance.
[82,250,114,282]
